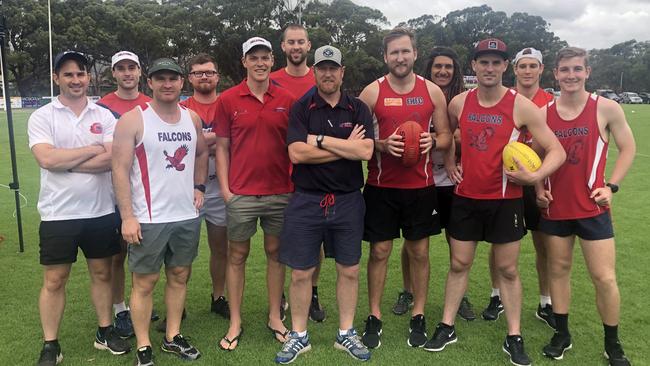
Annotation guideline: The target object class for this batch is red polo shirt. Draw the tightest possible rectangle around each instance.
[214,80,295,195]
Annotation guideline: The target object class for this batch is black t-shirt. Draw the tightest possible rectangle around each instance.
[287,89,374,193]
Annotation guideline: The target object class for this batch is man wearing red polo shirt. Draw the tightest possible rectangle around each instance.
[215,37,296,351]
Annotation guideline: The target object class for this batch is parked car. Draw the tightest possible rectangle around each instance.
[620,92,643,104]
[596,89,622,103]
[638,92,650,104]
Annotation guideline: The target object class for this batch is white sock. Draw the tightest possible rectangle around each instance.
[491,288,500,298]
[113,302,128,316]
[296,330,307,338]
[540,295,552,307]
[339,328,349,336]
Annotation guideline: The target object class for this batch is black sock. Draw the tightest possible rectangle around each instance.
[312,286,318,297]
[440,322,454,330]
[554,313,570,335]
[603,323,619,344]
[97,325,110,338]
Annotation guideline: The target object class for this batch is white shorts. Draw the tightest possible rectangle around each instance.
[200,195,226,227]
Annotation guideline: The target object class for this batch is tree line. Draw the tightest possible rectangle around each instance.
[3,0,649,97]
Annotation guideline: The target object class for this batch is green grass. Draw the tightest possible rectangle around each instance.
[1,106,649,365]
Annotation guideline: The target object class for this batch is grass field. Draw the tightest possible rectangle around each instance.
[1,105,649,365]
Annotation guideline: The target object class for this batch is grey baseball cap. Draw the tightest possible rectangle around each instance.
[314,45,342,67]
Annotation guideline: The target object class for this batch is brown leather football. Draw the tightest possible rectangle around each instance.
[396,120,423,167]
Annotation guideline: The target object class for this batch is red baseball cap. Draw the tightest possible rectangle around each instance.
[473,38,508,60]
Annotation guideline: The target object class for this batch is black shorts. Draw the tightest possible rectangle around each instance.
[363,184,441,242]
[436,185,454,229]
[538,211,614,240]
[522,186,541,231]
[447,195,526,244]
[39,213,121,265]
[279,190,365,270]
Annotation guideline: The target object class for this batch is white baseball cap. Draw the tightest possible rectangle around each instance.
[111,51,140,68]
[514,47,543,65]
[242,37,272,56]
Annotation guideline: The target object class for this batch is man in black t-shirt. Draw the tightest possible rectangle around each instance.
[274,45,374,364]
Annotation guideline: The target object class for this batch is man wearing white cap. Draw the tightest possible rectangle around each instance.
[97,50,154,339]
[215,36,296,351]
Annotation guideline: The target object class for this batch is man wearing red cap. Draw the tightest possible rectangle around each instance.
[423,38,565,366]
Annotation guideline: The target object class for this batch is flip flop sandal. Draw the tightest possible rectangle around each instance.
[219,327,243,351]
[267,324,290,343]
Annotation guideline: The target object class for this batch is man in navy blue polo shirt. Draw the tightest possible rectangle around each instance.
[275,45,374,364]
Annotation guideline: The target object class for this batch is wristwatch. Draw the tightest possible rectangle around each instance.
[606,183,619,193]
[316,134,325,149]
[194,184,206,193]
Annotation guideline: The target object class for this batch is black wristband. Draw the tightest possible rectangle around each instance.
[606,183,619,193]
[194,184,206,193]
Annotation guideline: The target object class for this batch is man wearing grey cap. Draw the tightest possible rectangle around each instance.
[274,45,373,364]
[214,37,295,351]
[112,57,208,365]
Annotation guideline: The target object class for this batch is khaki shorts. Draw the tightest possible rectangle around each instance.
[226,193,291,241]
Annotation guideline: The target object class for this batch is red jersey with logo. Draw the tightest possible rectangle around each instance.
[270,68,315,99]
[180,96,218,128]
[520,88,554,145]
[366,75,435,189]
[456,88,523,199]
[542,95,608,220]
[130,103,198,223]
[97,92,151,118]
[214,80,295,195]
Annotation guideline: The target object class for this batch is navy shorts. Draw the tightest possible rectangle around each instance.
[447,194,526,244]
[39,213,120,265]
[279,190,365,270]
[522,186,541,231]
[538,211,614,240]
[363,185,441,242]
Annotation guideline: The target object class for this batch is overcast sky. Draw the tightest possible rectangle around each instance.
[353,0,650,49]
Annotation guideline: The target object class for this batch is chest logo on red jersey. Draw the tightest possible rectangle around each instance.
[164,145,189,171]
[384,98,403,107]
[567,140,584,165]
[89,122,103,134]
[406,97,424,106]
[467,127,495,151]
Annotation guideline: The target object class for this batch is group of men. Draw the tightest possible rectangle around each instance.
[29,23,635,366]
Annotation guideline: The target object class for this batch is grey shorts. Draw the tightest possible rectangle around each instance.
[226,193,291,241]
[200,195,226,227]
[128,217,201,273]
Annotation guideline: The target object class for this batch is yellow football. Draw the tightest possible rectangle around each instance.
[502,141,541,172]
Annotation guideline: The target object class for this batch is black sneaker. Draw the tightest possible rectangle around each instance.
[308,293,326,322]
[114,310,135,339]
[604,340,631,366]
[94,326,131,355]
[361,315,382,349]
[134,346,154,366]
[502,335,531,366]
[392,290,414,315]
[482,296,504,321]
[407,314,427,347]
[542,332,572,360]
[457,296,477,321]
[536,303,557,330]
[161,334,201,361]
[151,309,160,322]
[423,323,457,352]
[156,308,187,333]
[37,342,63,366]
[211,294,230,319]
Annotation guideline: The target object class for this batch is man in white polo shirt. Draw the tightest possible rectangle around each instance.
[29,51,131,366]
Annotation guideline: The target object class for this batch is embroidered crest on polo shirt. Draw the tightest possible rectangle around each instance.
[384,98,403,107]
[163,144,189,171]
[89,122,103,134]
[339,122,354,128]
[274,107,287,112]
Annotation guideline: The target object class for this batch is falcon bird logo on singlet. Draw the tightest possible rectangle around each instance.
[468,127,495,151]
[163,145,189,171]
[567,140,584,165]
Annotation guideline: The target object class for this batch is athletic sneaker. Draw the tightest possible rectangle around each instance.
[275,331,311,364]
[94,326,131,354]
[134,346,154,366]
[542,332,572,360]
[211,294,230,319]
[502,335,531,366]
[408,314,427,347]
[308,293,326,322]
[482,296,504,321]
[457,296,477,321]
[392,290,414,315]
[423,323,457,352]
[536,303,557,330]
[361,315,382,349]
[37,342,63,366]
[114,310,135,339]
[334,329,371,361]
[604,340,631,366]
[161,334,201,361]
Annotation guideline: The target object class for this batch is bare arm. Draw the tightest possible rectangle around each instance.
[427,80,452,152]
[359,81,404,155]
[308,125,373,161]
[31,143,104,171]
[70,143,113,173]
[215,136,232,202]
[191,111,209,209]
